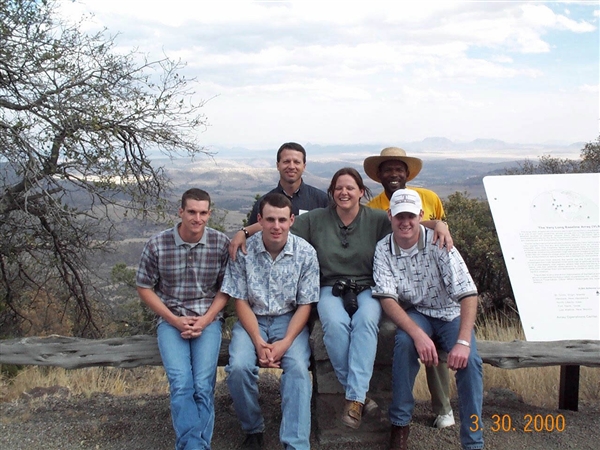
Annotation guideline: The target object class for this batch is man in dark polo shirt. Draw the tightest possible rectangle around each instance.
[230,142,328,257]
[247,142,328,224]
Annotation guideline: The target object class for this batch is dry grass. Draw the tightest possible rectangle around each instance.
[1,318,598,408]
[474,315,599,408]
[0,366,169,403]
[0,366,279,404]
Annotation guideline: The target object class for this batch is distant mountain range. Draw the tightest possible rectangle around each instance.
[153,137,586,217]
[2,137,587,232]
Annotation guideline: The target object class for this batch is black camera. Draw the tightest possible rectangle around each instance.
[332,279,359,317]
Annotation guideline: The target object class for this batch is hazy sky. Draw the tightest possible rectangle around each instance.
[59,1,599,150]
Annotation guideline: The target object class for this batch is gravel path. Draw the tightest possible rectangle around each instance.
[1,375,598,449]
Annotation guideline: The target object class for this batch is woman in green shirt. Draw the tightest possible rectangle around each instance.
[292,167,390,430]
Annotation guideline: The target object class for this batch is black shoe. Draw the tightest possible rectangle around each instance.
[240,432,263,450]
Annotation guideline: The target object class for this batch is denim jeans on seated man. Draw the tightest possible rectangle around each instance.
[317,286,381,403]
[157,320,223,450]
[372,189,484,450]
[222,194,320,450]
[390,308,483,450]
[226,312,312,450]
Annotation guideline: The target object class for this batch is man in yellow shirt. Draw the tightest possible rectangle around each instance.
[364,147,445,222]
[363,147,454,429]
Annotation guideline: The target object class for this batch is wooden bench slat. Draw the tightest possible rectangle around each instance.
[1,335,598,370]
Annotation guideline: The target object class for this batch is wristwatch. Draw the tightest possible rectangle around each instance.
[240,227,250,238]
[456,339,470,347]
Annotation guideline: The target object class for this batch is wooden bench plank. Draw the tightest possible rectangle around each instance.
[1,335,598,369]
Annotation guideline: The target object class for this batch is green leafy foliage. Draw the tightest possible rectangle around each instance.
[208,206,228,232]
[506,135,599,175]
[107,262,155,336]
[242,194,261,227]
[579,136,600,173]
[443,192,515,316]
[111,263,137,288]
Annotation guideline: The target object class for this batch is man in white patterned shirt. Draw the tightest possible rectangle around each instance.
[372,189,484,450]
[221,193,320,450]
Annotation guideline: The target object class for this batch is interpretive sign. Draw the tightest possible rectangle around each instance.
[483,173,599,341]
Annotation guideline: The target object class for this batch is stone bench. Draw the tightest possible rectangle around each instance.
[309,317,395,445]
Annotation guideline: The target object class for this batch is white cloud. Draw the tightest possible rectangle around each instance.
[521,4,596,32]
[492,55,514,63]
[232,79,373,101]
[54,0,597,147]
[579,84,599,92]
[397,85,484,108]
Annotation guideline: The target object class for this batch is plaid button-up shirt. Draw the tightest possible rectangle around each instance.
[136,224,230,322]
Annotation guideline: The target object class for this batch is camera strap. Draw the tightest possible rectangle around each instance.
[353,284,370,294]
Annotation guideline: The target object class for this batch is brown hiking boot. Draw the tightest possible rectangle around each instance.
[389,424,410,450]
[341,400,363,429]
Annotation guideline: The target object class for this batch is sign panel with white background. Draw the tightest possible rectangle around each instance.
[483,173,599,341]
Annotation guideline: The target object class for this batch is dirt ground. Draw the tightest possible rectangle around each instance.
[1,374,598,449]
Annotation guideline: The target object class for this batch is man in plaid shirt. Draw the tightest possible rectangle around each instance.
[136,188,230,450]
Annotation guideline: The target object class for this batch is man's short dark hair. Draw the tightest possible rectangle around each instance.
[181,188,211,209]
[259,193,293,216]
[276,142,306,163]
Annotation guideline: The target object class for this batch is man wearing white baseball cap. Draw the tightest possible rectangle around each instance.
[363,147,455,429]
[389,189,423,215]
[372,189,484,450]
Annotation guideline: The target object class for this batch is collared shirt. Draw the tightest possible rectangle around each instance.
[221,232,320,316]
[247,179,329,225]
[136,225,230,321]
[367,187,446,221]
[372,225,477,321]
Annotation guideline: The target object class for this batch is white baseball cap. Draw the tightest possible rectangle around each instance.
[389,189,422,216]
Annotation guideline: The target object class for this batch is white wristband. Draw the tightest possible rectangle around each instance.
[456,339,470,348]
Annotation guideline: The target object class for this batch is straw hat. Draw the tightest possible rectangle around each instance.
[363,147,423,183]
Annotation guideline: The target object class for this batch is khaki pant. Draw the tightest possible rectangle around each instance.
[426,353,452,416]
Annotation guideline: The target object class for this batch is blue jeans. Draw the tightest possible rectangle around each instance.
[225,312,312,450]
[390,308,484,450]
[157,320,222,450]
[317,286,381,402]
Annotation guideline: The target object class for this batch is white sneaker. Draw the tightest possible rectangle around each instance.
[433,410,455,429]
